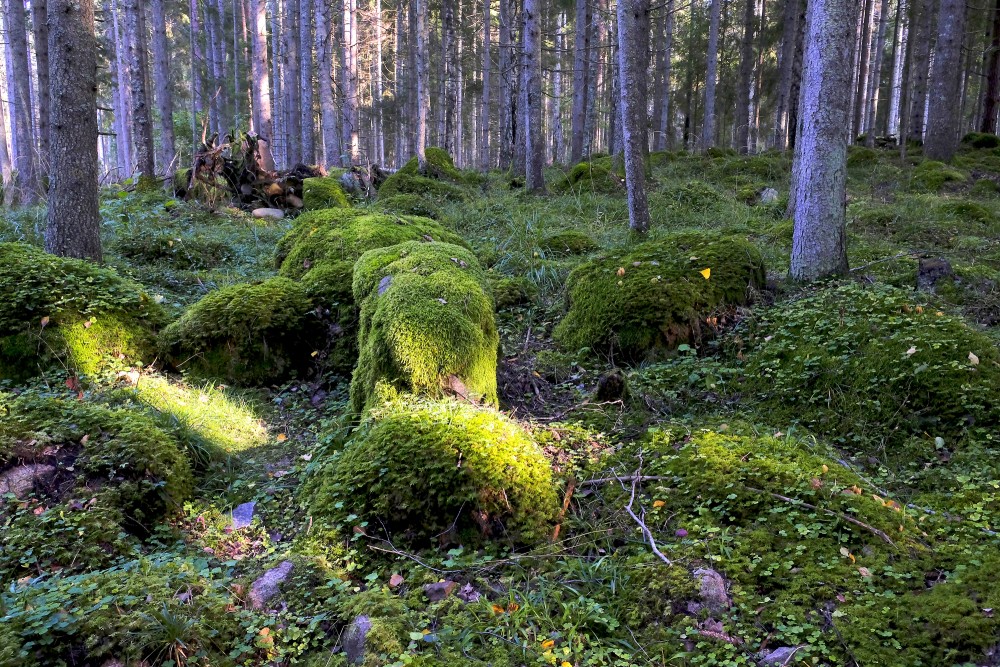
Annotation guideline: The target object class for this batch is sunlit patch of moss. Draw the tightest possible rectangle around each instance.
[538,229,600,256]
[304,397,559,546]
[350,241,498,413]
[374,193,442,219]
[553,233,766,360]
[378,148,469,203]
[302,175,352,210]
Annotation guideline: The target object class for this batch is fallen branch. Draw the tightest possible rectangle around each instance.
[746,487,897,547]
[620,452,673,566]
[579,475,671,488]
[550,478,576,542]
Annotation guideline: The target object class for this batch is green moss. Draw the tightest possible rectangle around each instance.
[538,230,600,256]
[374,193,442,219]
[0,243,164,381]
[961,131,1000,149]
[912,160,967,191]
[490,276,538,308]
[305,397,559,545]
[302,175,352,210]
[847,145,879,166]
[395,147,464,181]
[553,233,766,360]
[971,178,1000,196]
[658,180,730,212]
[377,173,468,202]
[111,232,232,269]
[350,241,498,412]
[936,198,995,223]
[554,161,624,195]
[159,277,318,385]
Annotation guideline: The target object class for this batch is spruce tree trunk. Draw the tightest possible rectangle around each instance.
[190,0,204,138]
[772,0,802,149]
[980,0,1000,133]
[341,0,358,165]
[497,0,513,168]
[442,0,457,156]
[374,0,384,165]
[282,0,301,164]
[570,0,590,163]
[658,0,674,149]
[415,0,429,170]
[617,0,650,233]
[701,0,721,151]
[30,0,49,171]
[852,0,874,138]
[212,0,229,127]
[523,0,543,191]
[4,0,37,202]
[0,75,11,184]
[734,0,755,153]
[108,0,132,175]
[584,0,605,153]
[123,0,156,183]
[887,0,908,137]
[45,0,100,260]
[513,18,527,176]
[149,0,176,173]
[395,0,405,165]
[924,0,967,160]
[480,0,491,168]
[315,0,337,166]
[863,0,890,146]
[551,11,565,164]
[252,0,275,169]
[300,0,314,163]
[907,0,937,142]
[790,0,852,282]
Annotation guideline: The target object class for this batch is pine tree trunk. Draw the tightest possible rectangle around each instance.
[315,0,335,166]
[375,0,384,165]
[907,0,937,142]
[190,0,204,139]
[551,10,565,164]
[658,0,674,149]
[980,0,1000,133]
[416,0,429,169]
[863,0,890,145]
[772,0,801,149]
[300,0,314,163]
[204,0,221,132]
[123,0,156,183]
[570,0,590,163]
[281,0,301,164]
[442,0,456,155]
[617,0,650,232]
[480,0,491,168]
[790,0,852,282]
[497,0,513,168]
[341,0,358,165]
[109,0,132,175]
[584,0,605,153]
[887,0,908,137]
[252,0,275,169]
[734,0,755,153]
[4,0,37,201]
[924,0,967,160]
[455,0,463,165]
[523,0,543,191]
[852,0,874,138]
[701,0,721,151]
[149,0,176,173]
[213,0,230,127]
[30,0,49,171]
[513,18,526,176]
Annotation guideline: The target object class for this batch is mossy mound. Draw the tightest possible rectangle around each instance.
[491,276,538,308]
[658,179,730,212]
[378,148,468,202]
[961,131,1000,149]
[111,231,232,269]
[739,282,1000,455]
[374,193,442,219]
[936,198,995,223]
[971,178,1000,196]
[305,397,559,545]
[554,234,766,360]
[350,241,498,413]
[0,394,193,577]
[395,147,464,181]
[302,175,351,210]
[159,277,318,385]
[846,145,879,166]
[912,160,967,191]
[554,161,624,195]
[538,229,600,256]
[0,243,164,381]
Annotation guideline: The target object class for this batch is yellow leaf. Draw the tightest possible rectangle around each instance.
[616,266,626,277]
[936,311,944,316]
[311,350,319,357]
[700,268,711,280]
[562,663,573,667]
[821,464,829,474]
[276,434,287,442]
[915,305,924,314]
[492,604,505,614]
[652,500,665,508]
[541,640,555,649]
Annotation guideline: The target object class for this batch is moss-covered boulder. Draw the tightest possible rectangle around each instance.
[350,241,498,413]
[739,282,1000,455]
[301,175,352,210]
[554,161,624,195]
[377,148,468,203]
[912,160,967,191]
[553,234,766,359]
[961,131,1000,149]
[0,243,164,381]
[375,193,442,219]
[491,276,538,308]
[0,393,193,577]
[304,397,559,545]
[538,230,600,256]
[159,277,318,384]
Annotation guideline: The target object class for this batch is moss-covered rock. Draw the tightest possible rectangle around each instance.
[554,161,624,195]
[491,276,538,308]
[936,198,995,223]
[971,178,1000,196]
[658,179,730,212]
[846,145,879,166]
[553,234,766,360]
[159,277,318,384]
[961,131,1000,149]
[374,193,442,219]
[302,175,352,210]
[304,397,559,545]
[912,160,967,191]
[0,243,164,381]
[538,229,601,256]
[0,393,193,577]
[377,148,468,202]
[350,241,498,413]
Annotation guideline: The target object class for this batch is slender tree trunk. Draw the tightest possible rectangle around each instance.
[608,16,621,156]
[497,0,512,168]
[4,0,37,201]
[852,0,874,138]
[791,0,852,281]
[270,0,284,164]
[441,0,456,155]
[584,0,605,153]
[924,0,967,160]
[45,0,100,259]
[190,0,204,139]
[523,0,543,190]
[341,0,358,165]
[149,0,176,173]
[551,10,565,164]
[907,0,936,142]
[284,0,302,164]
[252,0,275,169]
[212,0,229,129]
[300,0,314,163]
[981,0,1000,133]
[455,0,463,165]
[734,0,755,153]
[570,0,590,163]
[30,0,49,172]
[0,72,11,184]
[203,0,221,132]
[887,0,908,136]
[480,0,491,168]
[513,17,526,175]
[659,0,674,149]
[617,0,650,232]
[315,0,335,166]
[123,0,155,183]
[701,0,721,151]
[416,0,429,169]
[772,0,802,149]
[375,0,384,165]
[109,0,132,174]
[863,0,890,146]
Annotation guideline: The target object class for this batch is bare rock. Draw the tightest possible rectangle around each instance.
[759,188,779,204]
[693,568,731,614]
[423,580,459,602]
[252,207,285,220]
[917,257,954,292]
[456,583,481,603]
[231,501,256,530]
[0,464,56,500]
[343,615,372,665]
[760,646,803,665]
[248,560,293,610]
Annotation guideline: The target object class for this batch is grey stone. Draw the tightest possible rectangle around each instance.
[760,646,802,665]
[248,560,293,609]
[759,188,779,204]
[378,275,392,295]
[693,568,731,614]
[231,501,256,530]
[343,615,372,665]
[423,580,459,602]
[252,207,285,220]
[0,464,56,500]
[456,583,481,603]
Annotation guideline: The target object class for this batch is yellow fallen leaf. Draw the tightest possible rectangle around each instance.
[652,500,666,508]
[616,267,626,277]
[562,663,573,667]
[915,305,923,314]
[276,433,287,442]
[700,267,711,280]
[821,464,829,474]
[541,639,555,649]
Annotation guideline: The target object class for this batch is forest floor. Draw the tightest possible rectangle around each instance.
[4,143,1000,667]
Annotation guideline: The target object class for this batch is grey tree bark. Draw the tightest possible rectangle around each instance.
[617,0,650,232]
[790,0,852,281]
[480,0,491,168]
[981,0,1000,133]
[863,0,890,145]
[252,0,275,169]
[123,0,156,183]
[734,0,755,153]
[852,0,874,138]
[45,0,100,260]
[442,0,457,155]
[30,0,49,171]
[570,0,590,163]
[374,0,384,165]
[658,0,675,149]
[299,0,314,163]
[772,0,802,149]
[887,0,908,136]
[341,0,358,165]
[523,0,543,191]
[316,0,337,167]
[551,10,565,164]
[4,0,38,201]
[497,0,512,168]
[415,0,429,170]
[906,0,937,142]
[923,0,966,160]
[189,0,203,138]
[284,0,302,165]
[701,0,721,151]
[149,0,176,173]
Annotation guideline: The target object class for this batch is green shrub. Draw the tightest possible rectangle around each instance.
[553,234,766,360]
[912,160,967,191]
[554,161,624,195]
[159,277,318,385]
[374,193,442,219]
[350,241,498,413]
[961,131,1000,149]
[304,397,559,545]
[0,243,164,381]
[302,175,351,210]
[491,276,538,308]
[538,230,600,256]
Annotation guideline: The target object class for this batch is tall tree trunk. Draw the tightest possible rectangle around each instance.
[523,0,543,190]
[455,0,463,165]
[852,0,874,138]
[551,10,565,164]
[416,0,429,169]
[442,0,457,155]
[734,0,755,153]
[480,0,491,168]
[906,0,936,142]
[252,0,275,169]
[300,0,314,163]
[123,0,155,184]
[4,0,37,201]
[407,0,417,156]
[190,0,204,140]
[341,0,358,165]
[772,0,802,149]
[45,0,100,259]
[204,0,221,132]
[980,0,1000,133]
[316,0,337,166]
[513,16,526,175]
[887,0,908,136]
[284,0,302,165]
[109,0,132,175]
[863,0,890,145]
[658,0,674,149]
[924,0,967,160]
[570,0,590,162]
[375,0,384,165]
[791,0,852,281]
[30,0,49,172]
[395,0,405,165]
[149,0,176,173]
[584,0,605,153]
[701,0,721,151]
[270,0,284,165]
[0,73,11,184]
[497,0,512,168]
[617,0,650,232]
